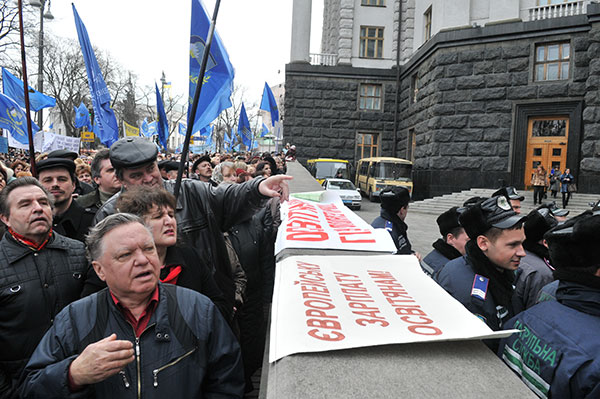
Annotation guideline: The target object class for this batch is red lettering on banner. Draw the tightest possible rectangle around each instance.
[317,203,376,244]
[296,261,345,341]
[368,270,443,336]
[333,272,389,328]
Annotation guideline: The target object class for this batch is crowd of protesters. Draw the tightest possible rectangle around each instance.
[0,139,295,399]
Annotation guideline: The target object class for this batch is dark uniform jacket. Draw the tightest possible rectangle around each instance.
[0,232,87,399]
[52,200,96,243]
[499,281,600,398]
[93,178,267,320]
[371,209,412,255]
[423,239,462,277]
[21,283,244,399]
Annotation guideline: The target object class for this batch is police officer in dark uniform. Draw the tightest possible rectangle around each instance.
[422,206,469,276]
[46,149,94,196]
[499,210,600,398]
[435,196,526,349]
[36,158,95,243]
[371,186,416,256]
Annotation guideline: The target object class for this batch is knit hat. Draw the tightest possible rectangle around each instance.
[380,186,410,214]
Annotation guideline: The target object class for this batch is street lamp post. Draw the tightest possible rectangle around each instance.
[29,0,53,129]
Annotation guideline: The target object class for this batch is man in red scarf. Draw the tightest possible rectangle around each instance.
[0,177,88,398]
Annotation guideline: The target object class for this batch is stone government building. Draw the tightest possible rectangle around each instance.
[284,0,600,200]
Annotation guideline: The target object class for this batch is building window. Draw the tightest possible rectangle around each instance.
[409,74,419,104]
[424,7,432,42]
[534,42,570,81]
[357,132,379,158]
[361,0,385,5]
[359,26,384,59]
[407,129,416,162]
[359,84,382,110]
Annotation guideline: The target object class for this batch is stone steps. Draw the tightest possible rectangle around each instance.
[409,188,599,217]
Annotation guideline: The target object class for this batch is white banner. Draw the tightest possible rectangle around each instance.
[275,192,396,255]
[7,130,44,151]
[269,255,516,362]
[8,131,80,154]
[49,133,80,153]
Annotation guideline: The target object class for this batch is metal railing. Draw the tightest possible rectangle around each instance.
[309,53,337,66]
[528,0,588,21]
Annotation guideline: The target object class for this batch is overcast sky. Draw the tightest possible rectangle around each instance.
[45,0,323,105]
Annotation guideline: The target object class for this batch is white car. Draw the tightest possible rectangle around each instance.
[322,178,362,210]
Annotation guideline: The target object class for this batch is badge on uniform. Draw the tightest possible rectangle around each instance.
[471,274,489,300]
[385,220,393,232]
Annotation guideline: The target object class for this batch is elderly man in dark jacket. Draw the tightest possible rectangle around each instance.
[0,178,87,399]
[92,137,291,321]
[22,213,244,398]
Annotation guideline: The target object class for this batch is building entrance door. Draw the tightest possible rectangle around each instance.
[524,116,569,189]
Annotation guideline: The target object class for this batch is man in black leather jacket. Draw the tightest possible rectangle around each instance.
[0,178,87,398]
[92,137,290,321]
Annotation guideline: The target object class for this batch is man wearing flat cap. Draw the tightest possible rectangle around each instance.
[36,158,95,243]
[92,137,291,321]
[435,196,526,346]
[158,160,180,180]
[192,155,217,186]
[492,186,525,214]
[371,186,418,257]
[512,207,557,314]
[422,206,469,276]
[499,211,600,398]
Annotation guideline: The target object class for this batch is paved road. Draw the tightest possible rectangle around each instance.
[354,196,441,258]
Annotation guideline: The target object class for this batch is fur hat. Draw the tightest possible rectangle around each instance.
[380,186,410,214]
[544,211,600,271]
[437,207,461,237]
[524,208,558,243]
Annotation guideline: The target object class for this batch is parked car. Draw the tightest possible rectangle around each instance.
[322,178,362,210]
[307,158,352,184]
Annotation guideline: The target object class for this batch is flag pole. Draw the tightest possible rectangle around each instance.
[17,0,37,176]
[174,0,222,202]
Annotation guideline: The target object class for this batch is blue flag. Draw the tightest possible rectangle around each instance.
[155,83,168,150]
[188,0,235,134]
[260,82,279,127]
[140,118,157,137]
[199,124,212,137]
[237,103,253,150]
[0,136,7,153]
[74,102,91,130]
[261,123,269,137]
[0,92,40,144]
[2,68,56,112]
[178,122,187,136]
[72,5,119,147]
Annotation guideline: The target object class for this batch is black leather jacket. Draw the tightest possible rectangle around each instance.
[93,178,267,318]
[0,232,87,399]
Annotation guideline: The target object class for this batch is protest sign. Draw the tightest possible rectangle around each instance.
[269,255,516,362]
[275,192,396,255]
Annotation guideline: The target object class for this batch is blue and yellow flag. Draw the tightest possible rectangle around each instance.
[155,83,169,150]
[237,103,252,150]
[2,68,56,112]
[188,0,235,133]
[72,5,119,147]
[0,92,40,145]
[260,82,279,126]
[178,122,187,136]
[261,123,269,137]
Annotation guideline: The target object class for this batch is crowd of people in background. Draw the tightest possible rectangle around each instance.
[0,138,296,398]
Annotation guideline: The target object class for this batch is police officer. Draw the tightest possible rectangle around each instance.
[36,158,95,243]
[435,196,526,347]
[492,186,525,214]
[422,206,469,276]
[498,211,600,398]
[93,137,290,321]
[371,186,418,257]
[512,207,557,314]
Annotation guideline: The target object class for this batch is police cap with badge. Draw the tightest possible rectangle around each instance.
[109,137,158,171]
[492,186,525,202]
[458,195,526,240]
